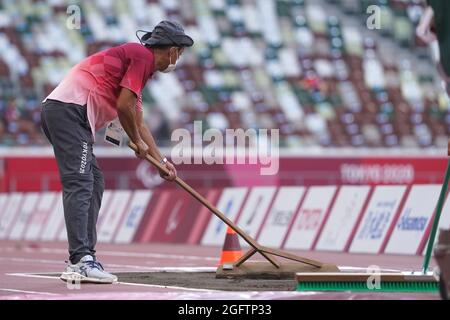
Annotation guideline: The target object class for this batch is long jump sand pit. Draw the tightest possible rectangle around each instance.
[116,272,297,291]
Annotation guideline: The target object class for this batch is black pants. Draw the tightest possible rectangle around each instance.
[41,99,104,264]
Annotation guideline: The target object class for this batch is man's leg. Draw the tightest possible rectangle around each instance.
[87,154,104,259]
[41,100,95,264]
[61,173,94,264]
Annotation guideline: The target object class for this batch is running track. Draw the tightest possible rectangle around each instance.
[0,241,440,300]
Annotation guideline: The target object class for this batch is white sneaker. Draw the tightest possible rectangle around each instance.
[60,255,118,284]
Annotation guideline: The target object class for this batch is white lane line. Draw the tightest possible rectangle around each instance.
[0,257,157,271]
[99,249,218,262]
[117,282,221,292]
[0,257,64,264]
[339,266,404,273]
[0,288,57,296]
[4,252,406,275]
[6,273,221,293]
[6,266,217,278]
[0,247,218,261]
[6,273,60,280]
[119,267,217,273]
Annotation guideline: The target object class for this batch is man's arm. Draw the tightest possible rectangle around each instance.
[116,87,148,158]
[136,110,163,162]
[136,109,177,181]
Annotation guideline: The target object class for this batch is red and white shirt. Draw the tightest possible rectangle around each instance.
[45,43,155,139]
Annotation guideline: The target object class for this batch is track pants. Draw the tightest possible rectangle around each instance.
[41,99,104,264]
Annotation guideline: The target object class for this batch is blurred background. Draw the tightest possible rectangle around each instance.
[0,0,448,150]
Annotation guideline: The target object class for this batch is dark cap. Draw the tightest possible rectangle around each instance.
[141,20,194,47]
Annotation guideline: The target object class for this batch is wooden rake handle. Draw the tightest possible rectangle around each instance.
[128,142,260,249]
[128,142,324,269]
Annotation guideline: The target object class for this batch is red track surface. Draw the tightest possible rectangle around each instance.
[0,241,440,300]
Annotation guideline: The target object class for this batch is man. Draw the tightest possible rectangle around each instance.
[416,0,450,300]
[41,21,194,284]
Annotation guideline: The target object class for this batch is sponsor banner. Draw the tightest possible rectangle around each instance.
[58,205,69,241]
[339,164,414,185]
[315,186,371,252]
[97,191,132,243]
[257,187,306,248]
[421,191,450,255]
[125,156,442,186]
[3,157,61,192]
[41,193,64,241]
[235,187,277,246]
[0,159,5,192]
[187,189,223,245]
[145,190,192,243]
[58,221,68,242]
[201,188,249,246]
[100,159,236,191]
[95,190,114,231]
[284,186,337,250]
[2,156,449,192]
[385,185,442,255]
[24,192,58,241]
[8,193,40,240]
[349,186,407,254]
[0,193,9,221]
[0,193,24,239]
[148,190,215,244]
[434,192,450,231]
[0,184,445,256]
[136,191,171,242]
[114,191,153,244]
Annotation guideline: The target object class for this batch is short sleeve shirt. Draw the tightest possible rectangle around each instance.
[45,43,155,138]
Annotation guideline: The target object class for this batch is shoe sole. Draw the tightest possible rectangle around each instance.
[60,272,118,284]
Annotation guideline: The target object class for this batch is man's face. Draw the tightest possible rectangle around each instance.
[163,47,184,70]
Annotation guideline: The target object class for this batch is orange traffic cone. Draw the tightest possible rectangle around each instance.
[219,227,242,265]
